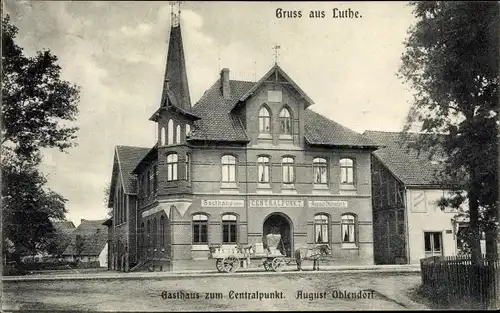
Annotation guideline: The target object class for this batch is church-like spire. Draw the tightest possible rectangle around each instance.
[160,1,191,110]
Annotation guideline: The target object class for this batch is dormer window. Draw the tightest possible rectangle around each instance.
[258,106,271,134]
[186,124,191,137]
[279,108,292,135]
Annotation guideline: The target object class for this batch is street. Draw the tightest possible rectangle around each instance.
[2,271,432,311]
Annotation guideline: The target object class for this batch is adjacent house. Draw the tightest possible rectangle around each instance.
[364,130,484,265]
[51,220,76,258]
[107,11,380,271]
[62,219,108,267]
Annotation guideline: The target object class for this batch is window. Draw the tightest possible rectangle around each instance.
[160,127,166,145]
[185,153,191,183]
[282,157,294,183]
[160,216,165,247]
[176,124,181,143]
[313,158,328,185]
[149,169,154,197]
[279,108,292,134]
[146,220,151,248]
[186,124,191,137]
[221,155,236,182]
[192,214,208,244]
[167,119,174,145]
[424,232,443,257]
[167,154,178,181]
[152,218,157,248]
[222,214,237,244]
[140,222,145,253]
[341,214,357,244]
[257,156,270,183]
[258,106,271,133]
[146,170,151,197]
[340,158,355,185]
[315,214,329,243]
[153,165,158,195]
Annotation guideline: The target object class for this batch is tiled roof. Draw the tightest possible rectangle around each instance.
[116,146,151,194]
[62,219,108,257]
[53,221,76,234]
[304,110,378,147]
[190,78,377,148]
[190,79,254,142]
[363,131,446,186]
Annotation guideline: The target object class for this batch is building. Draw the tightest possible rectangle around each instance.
[107,12,380,272]
[364,131,485,265]
[52,220,76,258]
[62,219,108,267]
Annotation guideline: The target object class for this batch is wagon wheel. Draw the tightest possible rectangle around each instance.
[222,255,240,273]
[263,259,271,271]
[272,257,286,272]
[215,259,224,272]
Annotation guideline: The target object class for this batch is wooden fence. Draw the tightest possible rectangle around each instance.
[420,255,500,309]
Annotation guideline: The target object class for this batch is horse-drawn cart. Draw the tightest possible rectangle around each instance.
[210,234,292,273]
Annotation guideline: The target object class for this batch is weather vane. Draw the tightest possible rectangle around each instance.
[170,1,182,27]
[273,44,281,65]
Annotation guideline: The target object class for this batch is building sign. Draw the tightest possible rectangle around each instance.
[201,199,245,208]
[250,199,304,208]
[411,190,426,213]
[308,200,348,208]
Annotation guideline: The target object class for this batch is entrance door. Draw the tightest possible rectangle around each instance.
[263,213,292,257]
[424,232,443,258]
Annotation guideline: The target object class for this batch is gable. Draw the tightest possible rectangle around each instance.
[108,146,151,207]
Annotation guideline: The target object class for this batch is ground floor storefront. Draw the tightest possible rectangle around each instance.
[127,194,374,271]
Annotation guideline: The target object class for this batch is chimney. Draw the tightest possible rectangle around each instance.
[165,79,170,90]
[220,68,230,99]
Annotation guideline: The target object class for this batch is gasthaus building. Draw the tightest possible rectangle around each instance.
[107,16,380,272]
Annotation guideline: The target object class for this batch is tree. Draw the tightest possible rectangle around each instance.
[1,15,80,262]
[2,14,80,165]
[399,2,499,262]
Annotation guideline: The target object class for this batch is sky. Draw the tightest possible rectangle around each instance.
[3,1,417,226]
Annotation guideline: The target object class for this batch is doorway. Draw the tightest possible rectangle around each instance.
[263,213,293,257]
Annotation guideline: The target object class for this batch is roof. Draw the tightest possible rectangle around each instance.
[190,75,377,148]
[160,24,191,110]
[108,145,150,207]
[364,130,446,186]
[53,221,76,234]
[189,79,254,142]
[62,219,108,257]
[237,64,314,107]
[304,110,378,148]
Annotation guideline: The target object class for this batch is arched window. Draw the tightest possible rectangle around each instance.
[160,216,165,247]
[146,220,151,248]
[314,214,329,243]
[160,127,166,145]
[167,119,174,145]
[167,154,178,181]
[222,214,237,244]
[279,108,292,134]
[176,124,181,143]
[257,156,270,183]
[186,124,191,137]
[221,155,236,182]
[313,158,328,185]
[340,158,355,185]
[282,157,294,183]
[258,106,271,134]
[341,214,357,244]
[185,153,191,184]
[152,218,157,248]
[192,214,208,244]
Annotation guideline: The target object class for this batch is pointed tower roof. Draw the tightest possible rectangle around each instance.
[160,22,191,111]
